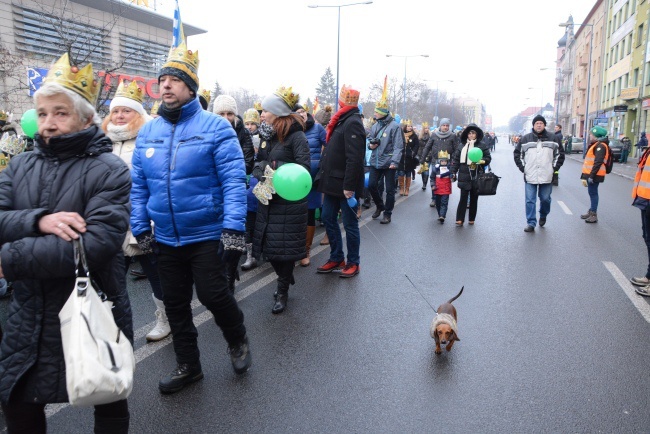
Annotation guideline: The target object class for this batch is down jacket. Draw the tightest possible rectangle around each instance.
[367,115,403,169]
[514,128,564,185]
[252,121,310,261]
[0,125,132,404]
[131,97,247,245]
[304,113,327,209]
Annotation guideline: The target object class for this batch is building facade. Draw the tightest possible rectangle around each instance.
[0,0,205,118]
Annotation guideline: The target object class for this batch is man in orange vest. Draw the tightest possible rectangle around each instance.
[580,126,609,223]
[629,141,650,296]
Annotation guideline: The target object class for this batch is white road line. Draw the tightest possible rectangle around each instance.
[557,200,573,215]
[604,261,650,323]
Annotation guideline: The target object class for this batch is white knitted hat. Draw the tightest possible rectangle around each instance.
[213,95,238,115]
[110,96,146,116]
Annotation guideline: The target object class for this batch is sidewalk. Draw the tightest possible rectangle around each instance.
[565,153,638,180]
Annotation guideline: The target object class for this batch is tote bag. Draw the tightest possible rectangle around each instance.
[476,169,500,196]
[59,236,135,407]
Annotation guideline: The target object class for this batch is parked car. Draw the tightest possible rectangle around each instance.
[569,137,584,154]
[607,139,622,162]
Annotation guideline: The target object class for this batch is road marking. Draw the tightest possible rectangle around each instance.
[603,261,650,323]
[557,200,572,215]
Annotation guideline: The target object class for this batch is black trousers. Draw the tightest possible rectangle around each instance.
[156,241,247,364]
[456,188,479,222]
[1,399,129,434]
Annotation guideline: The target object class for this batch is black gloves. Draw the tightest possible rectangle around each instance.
[218,229,247,263]
[252,161,269,182]
[135,232,159,255]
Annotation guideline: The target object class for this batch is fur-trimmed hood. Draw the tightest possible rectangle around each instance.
[429,313,459,339]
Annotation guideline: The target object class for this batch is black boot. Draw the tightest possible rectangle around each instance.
[94,416,130,434]
[271,261,293,314]
[159,362,203,394]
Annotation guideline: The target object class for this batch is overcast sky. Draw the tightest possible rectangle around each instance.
[152,0,594,127]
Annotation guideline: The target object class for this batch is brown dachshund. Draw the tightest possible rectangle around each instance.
[429,287,463,354]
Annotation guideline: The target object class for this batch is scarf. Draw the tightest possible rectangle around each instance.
[460,139,476,164]
[404,130,414,147]
[326,105,358,143]
[158,103,182,124]
[105,122,137,143]
[258,121,275,141]
[435,129,452,139]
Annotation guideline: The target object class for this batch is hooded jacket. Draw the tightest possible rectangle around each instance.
[0,125,132,404]
[368,115,404,169]
[131,97,247,246]
[514,128,565,184]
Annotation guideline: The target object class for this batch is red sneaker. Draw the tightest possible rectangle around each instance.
[316,260,345,274]
[339,263,360,278]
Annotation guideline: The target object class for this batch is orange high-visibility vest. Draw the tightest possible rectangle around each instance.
[632,149,650,199]
[582,142,609,177]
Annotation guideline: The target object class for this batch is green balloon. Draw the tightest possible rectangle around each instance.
[20,109,38,139]
[273,163,312,201]
[468,147,483,163]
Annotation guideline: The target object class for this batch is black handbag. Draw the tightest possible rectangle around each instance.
[476,169,500,196]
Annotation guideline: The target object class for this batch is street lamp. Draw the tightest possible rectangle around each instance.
[424,79,453,127]
[560,21,593,157]
[309,2,373,105]
[386,54,429,118]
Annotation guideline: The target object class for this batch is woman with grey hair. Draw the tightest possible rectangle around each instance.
[0,53,132,433]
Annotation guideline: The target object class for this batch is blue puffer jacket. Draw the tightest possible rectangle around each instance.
[304,115,326,209]
[131,98,247,246]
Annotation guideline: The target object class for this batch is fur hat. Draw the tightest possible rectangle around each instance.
[532,114,547,126]
[460,123,484,143]
[213,95,238,115]
[314,105,333,126]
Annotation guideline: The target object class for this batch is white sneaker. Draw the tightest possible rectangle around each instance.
[630,276,650,286]
[146,296,171,342]
[635,285,650,297]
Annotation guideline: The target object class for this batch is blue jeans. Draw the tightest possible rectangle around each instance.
[434,194,449,218]
[368,167,396,215]
[322,194,360,265]
[587,181,599,212]
[525,183,552,227]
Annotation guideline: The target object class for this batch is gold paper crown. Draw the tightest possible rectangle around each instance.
[437,150,450,159]
[404,119,412,126]
[243,108,260,125]
[0,133,25,156]
[422,121,429,129]
[115,80,144,104]
[162,42,199,86]
[254,101,262,112]
[44,53,100,104]
[274,86,299,110]
[375,75,389,111]
[339,85,360,106]
[150,100,161,115]
[199,89,211,105]
[0,111,7,122]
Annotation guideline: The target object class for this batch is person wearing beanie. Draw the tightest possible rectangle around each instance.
[316,85,366,278]
[580,126,610,223]
[294,102,326,267]
[131,41,252,393]
[514,113,565,232]
[314,104,333,126]
[367,76,404,224]
[101,80,169,343]
[243,108,261,152]
[212,95,254,292]
[252,86,310,314]
[421,118,460,211]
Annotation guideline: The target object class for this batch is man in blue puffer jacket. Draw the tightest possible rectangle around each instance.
[130,42,251,394]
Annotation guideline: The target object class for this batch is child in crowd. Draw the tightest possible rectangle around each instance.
[431,150,452,223]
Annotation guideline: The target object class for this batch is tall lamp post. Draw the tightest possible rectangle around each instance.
[424,79,454,127]
[386,54,429,118]
[560,21,593,157]
[309,2,373,104]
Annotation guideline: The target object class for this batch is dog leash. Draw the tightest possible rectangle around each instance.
[405,274,437,313]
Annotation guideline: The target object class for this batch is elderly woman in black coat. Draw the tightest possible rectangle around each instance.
[452,123,491,226]
[0,54,132,432]
[253,87,310,314]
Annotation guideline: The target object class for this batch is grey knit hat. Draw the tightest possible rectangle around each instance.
[439,118,451,126]
[262,93,292,117]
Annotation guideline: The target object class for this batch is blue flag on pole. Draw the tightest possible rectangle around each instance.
[171,0,185,47]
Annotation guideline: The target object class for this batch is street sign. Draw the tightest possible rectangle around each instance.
[613,105,628,113]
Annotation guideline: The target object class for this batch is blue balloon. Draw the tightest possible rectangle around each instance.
[364,172,369,188]
[347,197,358,208]
[394,114,401,124]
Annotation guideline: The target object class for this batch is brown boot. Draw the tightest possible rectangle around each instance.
[300,226,316,267]
[398,176,405,196]
[404,177,411,196]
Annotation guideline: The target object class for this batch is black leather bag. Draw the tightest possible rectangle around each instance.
[476,170,500,196]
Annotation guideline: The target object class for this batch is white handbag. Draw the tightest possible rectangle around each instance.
[58,236,135,407]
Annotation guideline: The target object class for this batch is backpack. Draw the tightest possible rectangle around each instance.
[601,142,613,174]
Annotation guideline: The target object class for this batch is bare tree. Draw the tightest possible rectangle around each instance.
[0,43,31,113]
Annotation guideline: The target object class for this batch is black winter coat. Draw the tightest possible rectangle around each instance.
[422,133,460,167]
[253,122,310,261]
[452,140,492,191]
[399,132,420,172]
[0,126,132,405]
[234,115,255,175]
[317,108,366,198]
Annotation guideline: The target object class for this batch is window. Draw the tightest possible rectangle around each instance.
[631,0,637,14]
[120,34,168,78]
[617,77,622,96]
[634,68,639,86]
[624,3,628,20]
[623,73,628,89]
[638,24,645,47]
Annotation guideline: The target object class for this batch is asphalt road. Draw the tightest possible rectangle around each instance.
[2,141,650,433]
